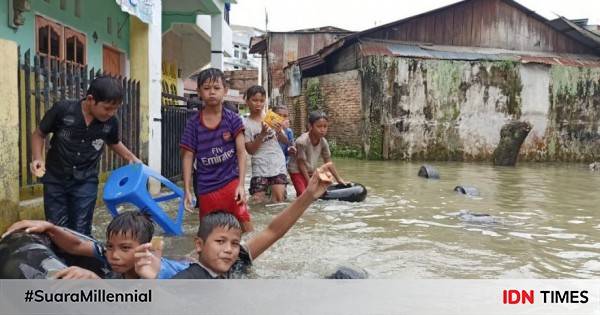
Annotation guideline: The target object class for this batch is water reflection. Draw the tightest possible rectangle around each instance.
[93,160,600,279]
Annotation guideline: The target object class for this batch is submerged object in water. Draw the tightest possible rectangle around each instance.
[0,230,107,279]
[454,185,480,197]
[319,183,367,202]
[418,165,440,179]
[457,210,497,224]
[326,266,368,279]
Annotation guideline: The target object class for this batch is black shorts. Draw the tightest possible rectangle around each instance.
[249,174,288,195]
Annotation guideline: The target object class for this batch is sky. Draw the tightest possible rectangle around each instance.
[230,0,600,32]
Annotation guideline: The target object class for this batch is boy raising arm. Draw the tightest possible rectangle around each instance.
[133,162,335,279]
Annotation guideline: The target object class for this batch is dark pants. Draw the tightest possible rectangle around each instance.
[43,179,98,236]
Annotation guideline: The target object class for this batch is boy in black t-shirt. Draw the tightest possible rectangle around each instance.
[133,163,335,279]
[30,76,140,236]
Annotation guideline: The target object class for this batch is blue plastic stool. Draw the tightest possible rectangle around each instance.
[103,164,185,236]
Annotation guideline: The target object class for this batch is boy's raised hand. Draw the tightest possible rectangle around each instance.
[259,122,270,137]
[305,162,334,200]
[134,242,163,279]
[2,220,54,238]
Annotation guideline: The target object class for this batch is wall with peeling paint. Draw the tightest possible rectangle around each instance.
[359,55,600,162]
[0,39,21,233]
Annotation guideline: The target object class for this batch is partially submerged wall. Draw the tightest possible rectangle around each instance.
[288,70,363,153]
[361,56,600,162]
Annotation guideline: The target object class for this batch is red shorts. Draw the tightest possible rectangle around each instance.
[289,173,308,197]
[198,179,251,223]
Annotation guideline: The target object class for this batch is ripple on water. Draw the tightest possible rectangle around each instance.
[397,219,458,228]
[539,226,566,232]
[582,260,600,272]
[570,243,600,249]
[554,251,600,260]
[567,220,585,224]
[332,222,368,230]
[509,232,534,240]
[547,233,579,240]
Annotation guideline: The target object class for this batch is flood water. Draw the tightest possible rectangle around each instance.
[93,160,600,279]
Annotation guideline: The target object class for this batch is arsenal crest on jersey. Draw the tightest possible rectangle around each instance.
[222,131,232,141]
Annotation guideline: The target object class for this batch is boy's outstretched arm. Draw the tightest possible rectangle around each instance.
[2,220,95,257]
[247,163,333,260]
[181,150,195,211]
[109,142,141,164]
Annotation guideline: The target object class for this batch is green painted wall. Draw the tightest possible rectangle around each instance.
[0,0,129,70]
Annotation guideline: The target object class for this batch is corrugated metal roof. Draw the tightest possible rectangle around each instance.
[249,36,267,54]
[359,40,510,61]
[356,39,600,67]
[296,54,325,71]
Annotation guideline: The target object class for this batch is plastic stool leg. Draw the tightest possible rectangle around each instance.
[144,202,183,236]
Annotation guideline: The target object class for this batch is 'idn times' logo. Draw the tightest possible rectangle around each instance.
[502,289,589,304]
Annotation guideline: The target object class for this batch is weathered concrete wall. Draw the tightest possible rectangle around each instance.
[0,39,21,233]
[542,66,600,161]
[288,70,363,150]
[360,55,600,162]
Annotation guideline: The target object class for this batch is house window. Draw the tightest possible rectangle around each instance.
[242,52,248,60]
[65,27,86,65]
[107,17,112,34]
[36,16,62,61]
[75,0,81,17]
[36,15,86,66]
[234,50,239,58]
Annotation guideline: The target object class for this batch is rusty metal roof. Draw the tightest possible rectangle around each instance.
[358,40,509,61]
[249,36,267,54]
[356,39,600,67]
[294,54,324,71]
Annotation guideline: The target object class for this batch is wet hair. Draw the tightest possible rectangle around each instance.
[197,68,227,87]
[245,85,266,100]
[197,211,242,241]
[308,110,328,125]
[86,76,123,105]
[272,105,289,114]
[106,211,154,244]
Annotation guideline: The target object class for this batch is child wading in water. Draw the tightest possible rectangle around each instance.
[244,86,290,203]
[288,111,347,196]
[273,105,296,166]
[31,76,140,236]
[181,68,253,232]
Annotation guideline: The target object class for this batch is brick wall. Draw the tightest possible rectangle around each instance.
[288,70,362,149]
[224,69,258,96]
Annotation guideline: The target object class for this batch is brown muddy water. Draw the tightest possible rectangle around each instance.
[93,159,600,279]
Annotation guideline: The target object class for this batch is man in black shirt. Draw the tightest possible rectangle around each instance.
[30,76,140,236]
[133,163,336,279]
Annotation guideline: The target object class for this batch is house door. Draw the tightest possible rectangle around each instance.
[103,45,123,76]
